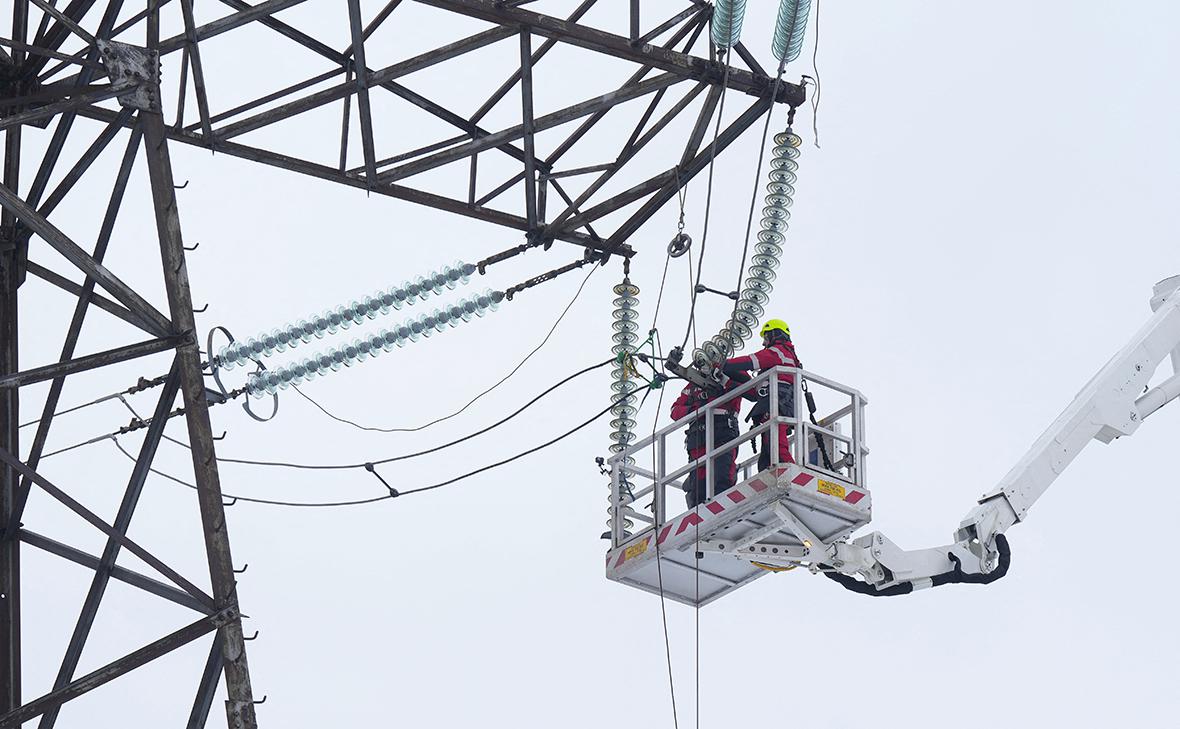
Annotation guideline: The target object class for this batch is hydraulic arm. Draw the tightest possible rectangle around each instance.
[826,276,1180,594]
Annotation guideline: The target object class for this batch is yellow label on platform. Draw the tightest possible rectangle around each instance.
[817,479,846,499]
[624,540,649,561]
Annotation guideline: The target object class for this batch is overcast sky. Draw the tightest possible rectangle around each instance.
[9,1,1180,727]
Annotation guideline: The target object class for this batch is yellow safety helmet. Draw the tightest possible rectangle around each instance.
[760,319,791,338]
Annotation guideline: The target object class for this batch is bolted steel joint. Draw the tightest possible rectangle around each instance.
[97,40,162,112]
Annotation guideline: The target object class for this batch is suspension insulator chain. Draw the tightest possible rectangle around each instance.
[693,127,801,369]
[246,290,504,397]
[607,274,641,538]
[772,0,813,65]
[217,260,476,370]
[711,0,749,51]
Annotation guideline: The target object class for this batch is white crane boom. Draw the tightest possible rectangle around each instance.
[829,275,1180,594]
[604,276,1180,603]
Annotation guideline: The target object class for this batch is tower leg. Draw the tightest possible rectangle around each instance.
[141,110,259,729]
[0,0,26,705]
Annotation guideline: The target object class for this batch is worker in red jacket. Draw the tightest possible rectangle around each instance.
[670,381,741,507]
[720,319,800,471]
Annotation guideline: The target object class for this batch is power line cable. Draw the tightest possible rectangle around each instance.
[131,357,616,471]
[290,263,600,433]
[42,271,606,465]
[110,436,392,508]
[20,392,121,429]
[41,431,118,459]
[20,373,171,430]
[399,390,636,496]
[112,385,651,505]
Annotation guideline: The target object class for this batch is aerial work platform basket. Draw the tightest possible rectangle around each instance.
[605,367,870,606]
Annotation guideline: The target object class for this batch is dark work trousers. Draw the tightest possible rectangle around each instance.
[684,417,740,508]
[753,387,796,471]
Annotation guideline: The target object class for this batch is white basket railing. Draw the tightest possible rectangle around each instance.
[607,366,868,548]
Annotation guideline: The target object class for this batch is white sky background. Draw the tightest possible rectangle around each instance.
[9,1,1180,727]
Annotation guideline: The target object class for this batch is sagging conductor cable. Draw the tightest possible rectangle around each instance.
[113,385,655,505]
[20,373,170,430]
[110,437,391,508]
[142,357,616,470]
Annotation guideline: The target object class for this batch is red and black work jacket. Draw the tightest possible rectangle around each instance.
[671,383,740,450]
[722,339,801,383]
[720,338,802,421]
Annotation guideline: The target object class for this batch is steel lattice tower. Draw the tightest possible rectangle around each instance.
[0,1,803,726]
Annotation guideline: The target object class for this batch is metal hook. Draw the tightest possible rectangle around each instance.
[234,563,249,574]
[184,241,199,251]
[253,696,267,705]
[193,303,208,313]
[243,630,259,641]
[222,496,237,507]
[174,180,189,189]
[213,430,227,441]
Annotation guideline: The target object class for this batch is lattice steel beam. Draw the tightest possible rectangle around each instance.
[0,2,807,725]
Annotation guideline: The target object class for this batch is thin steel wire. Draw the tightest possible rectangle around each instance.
[647,272,680,729]
[18,391,123,429]
[136,359,615,470]
[680,60,732,351]
[810,0,822,148]
[112,387,647,504]
[727,67,786,342]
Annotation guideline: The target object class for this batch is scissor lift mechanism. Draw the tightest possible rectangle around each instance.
[606,276,1180,604]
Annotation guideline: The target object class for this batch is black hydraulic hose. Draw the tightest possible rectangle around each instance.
[824,534,1012,597]
[931,533,1011,587]
[824,571,913,597]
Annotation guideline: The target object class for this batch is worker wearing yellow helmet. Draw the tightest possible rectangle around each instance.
[719,318,801,470]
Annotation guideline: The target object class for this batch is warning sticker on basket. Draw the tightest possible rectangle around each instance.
[817,479,846,499]
[624,539,649,561]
